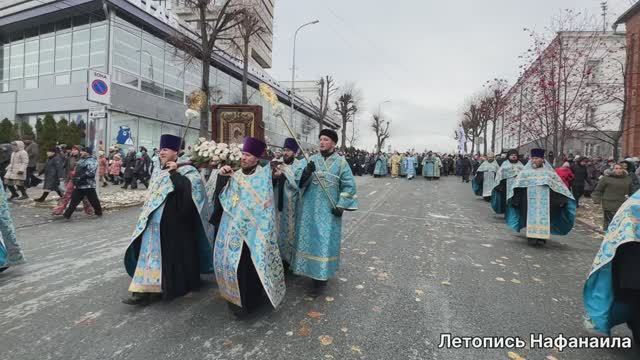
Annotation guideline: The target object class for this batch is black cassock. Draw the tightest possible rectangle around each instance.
[510,187,568,230]
[130,172,201,299]
[210,173,268,312]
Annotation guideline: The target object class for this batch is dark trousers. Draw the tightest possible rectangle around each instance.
[603,210,616,231]
[572,186,585,206]
[63,188,103,218]
[26,166,41,187]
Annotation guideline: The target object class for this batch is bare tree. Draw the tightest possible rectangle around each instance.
[233,7,266,104]
[335,85,359,150]
[483,78,509,153]
[314,75,338,131]
[172,0,243,137]
[347,119,359,148]
[371,113,390,152]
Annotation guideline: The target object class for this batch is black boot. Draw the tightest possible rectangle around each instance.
[34,192,49,202]
[121,293,159,306]
[312,279,328,296]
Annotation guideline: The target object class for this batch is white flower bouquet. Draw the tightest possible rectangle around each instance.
[190,137,242,169]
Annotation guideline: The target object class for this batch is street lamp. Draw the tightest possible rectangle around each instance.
[290,20,320,127]
[378,99,392,119]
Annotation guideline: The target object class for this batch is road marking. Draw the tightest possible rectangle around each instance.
[368,191,377,196]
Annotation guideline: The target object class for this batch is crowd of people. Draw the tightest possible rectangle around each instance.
[467,148,639,343]
[3,132,640,343]
[1,128,359,320]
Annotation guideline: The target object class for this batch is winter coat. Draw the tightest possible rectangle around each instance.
[73,157,98,189]
[122,153,137,179]
[109,158,122,176]
[592,172,633,212]
[98,157,108,176]
[135,153,151,177]
[570,164,590,189]
[25,142,38,167]
[585,164,599,192]
[5,141,29,181]
[555,167,575,189]
[41,154,65,191]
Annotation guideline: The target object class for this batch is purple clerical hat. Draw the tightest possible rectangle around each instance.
[283,138,299,153]
[160,134,182,152]
[530,148,545,158]
[243,137,266,158]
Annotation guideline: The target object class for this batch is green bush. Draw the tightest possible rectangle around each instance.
[0,118,16,143]
[35,118,43,142]
[68,120,82,146]
[39,114,57,161]
[20,121,35,140]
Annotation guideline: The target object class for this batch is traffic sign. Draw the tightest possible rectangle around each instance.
[87,70,111,105]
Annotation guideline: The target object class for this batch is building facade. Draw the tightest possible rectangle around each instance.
[614,3,640,157]
[171,0,274,69]
[494,31,625,160]
[0,0,332,152]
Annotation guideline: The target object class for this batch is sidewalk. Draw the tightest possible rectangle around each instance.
[10,181,148,211]
[575,198,605,235]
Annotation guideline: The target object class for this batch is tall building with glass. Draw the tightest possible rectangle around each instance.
[0,0,336,152]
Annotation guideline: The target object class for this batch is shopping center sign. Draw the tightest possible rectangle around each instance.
[125,0,179,29]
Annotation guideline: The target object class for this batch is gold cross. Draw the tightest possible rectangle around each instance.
[231,194,240,207]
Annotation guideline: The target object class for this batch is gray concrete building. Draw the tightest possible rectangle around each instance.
[0,0,334,151]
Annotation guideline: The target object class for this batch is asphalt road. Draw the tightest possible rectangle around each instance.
[0,175,636,360]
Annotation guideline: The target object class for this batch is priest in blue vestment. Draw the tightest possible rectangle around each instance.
[472,154,500,201]
[273,138,307,267]
[422,152,441,180]
[373,152,388,177]
[404,153,417,180]
[491,149,524,215]
[123,134,214,305]
[292,129,358,294]
[0,177,25,272]
[212,137,286,316]
[583,190,640,343]
[506,148,576,246]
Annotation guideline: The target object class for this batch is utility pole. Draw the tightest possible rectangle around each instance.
[601,1,608,33]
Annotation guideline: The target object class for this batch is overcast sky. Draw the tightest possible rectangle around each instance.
[266,0,633,153]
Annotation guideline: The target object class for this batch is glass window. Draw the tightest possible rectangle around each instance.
[55,19,71,33]
[25,28,39,41]
[111,112,138,148]
[40,23,55,36]
[0,82,8,92]
[55,32,71,72]
[138,117,162,151]
[39,74,54,88]
[10,42,24,79]
[114,68,139,88]
[73,15,90,29]
[184,128,200,150]
[24,40,38,77]
[24,77,38,89]
[10,31,24,42]
[164,87,184,102]
[39,36,54,75]
[70,112,88,145]
[71,70,87,84]
[141,40,164,83]
[72,28,90,70]
[9,79,23,91]
[53,113,70,122]
[89,25,106,70]
[113,26,141,75]
[55,73,70,85]
[0,45,9,82]
[91,13,106,25]
[164,46,184,90]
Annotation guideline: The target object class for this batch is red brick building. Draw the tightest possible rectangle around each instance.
[615,3,640,156]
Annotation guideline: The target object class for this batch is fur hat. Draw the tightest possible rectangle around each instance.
[159,134,182,152]
[319,129,338,143]
[530,148,545,158]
